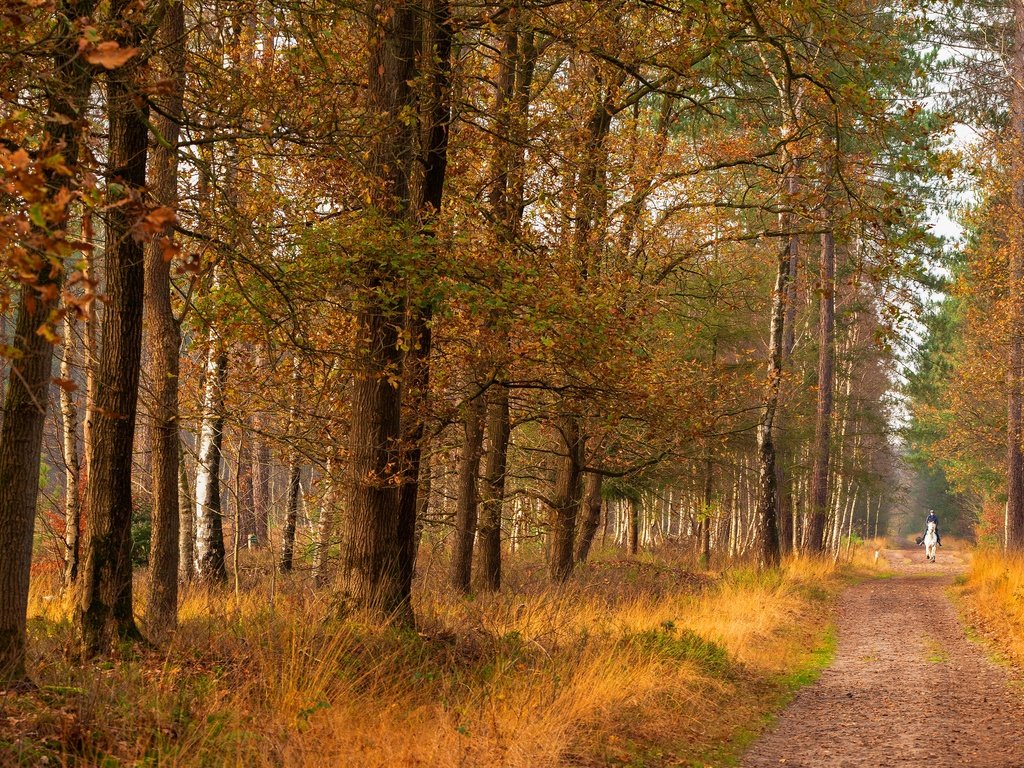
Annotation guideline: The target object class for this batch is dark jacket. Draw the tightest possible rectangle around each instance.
[924,513,941,544]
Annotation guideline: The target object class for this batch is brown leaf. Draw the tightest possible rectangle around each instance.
[53,377,79,393]
[144,206,177,234]
[84,41,139,70]
[159,236,181,263]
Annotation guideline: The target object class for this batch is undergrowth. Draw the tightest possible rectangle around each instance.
[956,547,1024,667]
[1,549,858,767]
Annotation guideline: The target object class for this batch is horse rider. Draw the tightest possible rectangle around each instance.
[923,510,942,547]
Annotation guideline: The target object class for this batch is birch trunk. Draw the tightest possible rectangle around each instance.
[313,459,336,587]
[806,224,836,553]
[194,336,228,583]
[178,447,194,583]
[753,238,790,568]
[61,309,82,589]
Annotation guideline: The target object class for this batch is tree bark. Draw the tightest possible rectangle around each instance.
[253,435,271,545]
[236,424,255,544]
[699,335,718,566]
[394,0,452,604]
[549,415,585,581]
[344,0,419,623]
[477,383,510,588]
[574,472,603,564]
[628,496,639,556]
[144,0,185,631]
[279,358,303,573]
[178,445,194,583]
[194,339,228,583]
[61,308,82,589]
[700,455,714,566]
[0,0,96,684]
[450,393,484,592]
[75,10,149,654]
[806,227,836,554]
[474,14,535,592]
[279,461,302,573]
[753,238,792,569]
[313,458,336,586]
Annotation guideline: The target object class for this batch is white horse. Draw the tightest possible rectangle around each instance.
[923,520,938,563]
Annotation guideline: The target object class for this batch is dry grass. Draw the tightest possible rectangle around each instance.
[958,547,1024,666]
[2,549,852,767]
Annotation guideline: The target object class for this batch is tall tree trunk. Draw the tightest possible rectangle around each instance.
[82,251,98,485]
[700,454,714,566]
[549,415,585,580]
[1008,0,1024,550]
[76,10,149,654]
[178,446,194,583]
[843,485,858,560]
[313,458,336,587]
[753,235,791,568]
[144,0,185,631]
[344,0,419,623]
[477,383,510,589]
[280,358,303,573]
[628,496,639,556]
[395,0,452,604]
[574,472,603,564]
[475,15,535,592]
[450,393,484,592]
[236,424,255,544]
[279,461,302,573]
[699,335,718,566]
[61,308,82,588]
[0,0,96,684]
[806,227,836,554]
[253,435,271,545]
[194,339,228,583]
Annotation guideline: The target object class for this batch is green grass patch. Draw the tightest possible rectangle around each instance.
[924,638,949,663]
[690,622,838,767]
[778,623,837,692]
[623,624,731,676]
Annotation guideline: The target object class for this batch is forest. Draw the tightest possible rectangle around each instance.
[3,0,1024,765]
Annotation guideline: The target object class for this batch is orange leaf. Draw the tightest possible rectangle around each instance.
[53,377,79,393]
[84,41,139,70]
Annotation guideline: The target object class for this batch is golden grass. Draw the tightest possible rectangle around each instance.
[958,547,1024,665]
[4,549,851,767]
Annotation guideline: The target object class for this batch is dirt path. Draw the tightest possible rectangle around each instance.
[741,546,1024,767]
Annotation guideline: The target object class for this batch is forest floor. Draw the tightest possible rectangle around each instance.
[1,549,850,767]
[741,544,1024,768]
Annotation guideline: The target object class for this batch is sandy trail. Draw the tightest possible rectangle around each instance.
[741,546,1024,767]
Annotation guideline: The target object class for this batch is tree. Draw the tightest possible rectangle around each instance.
[344,0,420,624]
[194,335,228,583]
[144,0,185,630]
[75,0,151,655]
[0,0,97,683]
